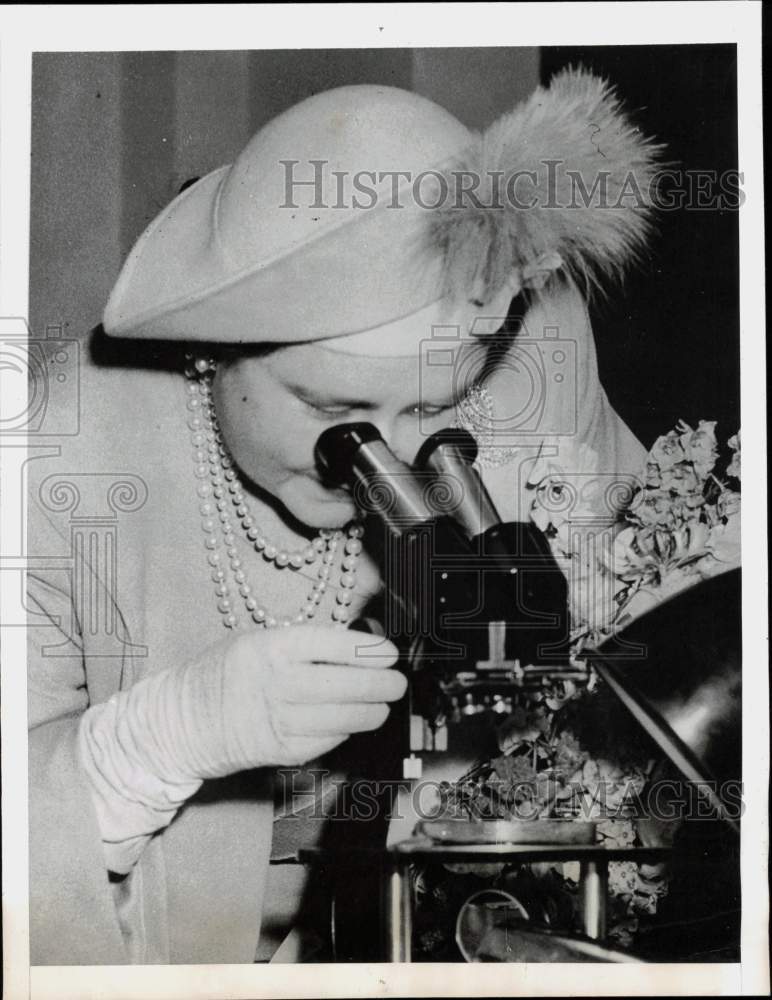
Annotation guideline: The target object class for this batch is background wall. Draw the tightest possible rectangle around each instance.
[540,44,740,447]
[29,46,739,447]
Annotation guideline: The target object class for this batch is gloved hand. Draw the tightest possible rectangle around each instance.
[79,626,405,870]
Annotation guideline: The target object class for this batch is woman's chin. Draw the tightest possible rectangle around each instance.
[285,483,359,530]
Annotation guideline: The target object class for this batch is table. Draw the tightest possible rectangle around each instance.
[299,841,672,962]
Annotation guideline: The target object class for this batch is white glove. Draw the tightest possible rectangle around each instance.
[79,626,405,872]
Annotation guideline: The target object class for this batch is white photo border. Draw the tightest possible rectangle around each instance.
[1,3,767,997]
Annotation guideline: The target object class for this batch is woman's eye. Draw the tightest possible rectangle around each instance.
[305,400,353,418]
[412,402,454,418]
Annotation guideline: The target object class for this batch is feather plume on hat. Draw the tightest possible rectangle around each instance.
[429,67,666,306]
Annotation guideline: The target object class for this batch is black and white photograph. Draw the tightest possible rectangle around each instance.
[0,4,767,998]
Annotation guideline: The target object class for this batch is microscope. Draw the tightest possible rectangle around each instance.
[315,422,583,772]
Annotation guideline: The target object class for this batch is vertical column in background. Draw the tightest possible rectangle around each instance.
[29,53,123,341]
[172,51,252,192]
[118,52,177,261]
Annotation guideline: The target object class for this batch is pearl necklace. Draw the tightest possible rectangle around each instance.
[184,359,363,630]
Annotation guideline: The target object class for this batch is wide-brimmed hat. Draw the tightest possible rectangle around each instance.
[103,70,662,349]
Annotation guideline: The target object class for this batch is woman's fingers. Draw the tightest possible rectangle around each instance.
[279,701,391,737]
[279,662,407,704]
[267,625,399,668]
[290,735,348,762]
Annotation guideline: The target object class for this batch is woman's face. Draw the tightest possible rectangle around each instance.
[212,339,484,529]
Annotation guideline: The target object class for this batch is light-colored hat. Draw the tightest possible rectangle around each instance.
[103,70,661,350]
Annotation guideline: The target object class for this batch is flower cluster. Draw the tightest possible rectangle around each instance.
[603,420,741,632]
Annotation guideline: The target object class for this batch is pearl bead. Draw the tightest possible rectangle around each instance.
[188,379,365,634]
[194,357,211,373]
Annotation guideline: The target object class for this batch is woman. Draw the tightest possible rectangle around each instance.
[28,71,656,964]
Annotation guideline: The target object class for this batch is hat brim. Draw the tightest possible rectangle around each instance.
[104,167,446,344]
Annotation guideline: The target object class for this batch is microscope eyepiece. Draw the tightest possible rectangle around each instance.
[414,427,478,471]
[314,422,437,532]
[314,422,384,487]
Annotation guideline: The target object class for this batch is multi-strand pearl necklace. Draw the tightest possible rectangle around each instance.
[184,357,363,630]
